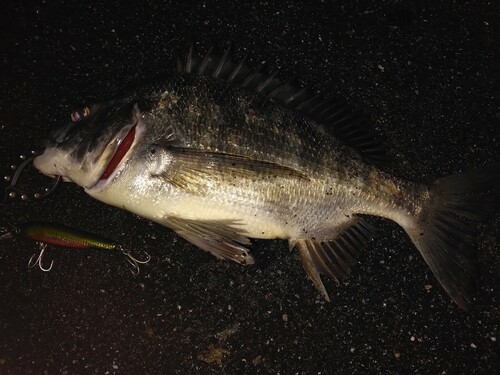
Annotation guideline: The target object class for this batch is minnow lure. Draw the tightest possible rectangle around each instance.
[0,222,151,274]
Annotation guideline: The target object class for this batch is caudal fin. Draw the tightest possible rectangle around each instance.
[404,163,499,310]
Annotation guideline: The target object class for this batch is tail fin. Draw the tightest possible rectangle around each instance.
[403,163,499,310]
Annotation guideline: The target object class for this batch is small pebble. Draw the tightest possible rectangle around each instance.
[4,176,11,181]
[21,194,28,201]
[8,192,16,198]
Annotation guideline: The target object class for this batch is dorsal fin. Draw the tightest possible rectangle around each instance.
[177,44,388,167]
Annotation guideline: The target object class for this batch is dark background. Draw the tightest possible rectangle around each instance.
[1,1,499,374]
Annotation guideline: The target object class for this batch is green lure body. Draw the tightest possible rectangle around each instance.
[18,222,118,251]
[1,222,150,273]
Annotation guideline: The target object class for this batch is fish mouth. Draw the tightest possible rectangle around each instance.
[87,115,142,192]
[98,122,137,181]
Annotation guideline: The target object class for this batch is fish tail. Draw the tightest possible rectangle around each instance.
[402,163,499,310]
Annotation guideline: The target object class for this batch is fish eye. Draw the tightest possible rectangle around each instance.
[70,106,90,123]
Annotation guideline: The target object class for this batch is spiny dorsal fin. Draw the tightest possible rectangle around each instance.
[177,44,388,167]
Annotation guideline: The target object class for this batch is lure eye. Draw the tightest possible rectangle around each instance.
[70,106,90,123]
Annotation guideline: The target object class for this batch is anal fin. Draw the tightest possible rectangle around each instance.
[293,239,331,302]
[290,217,374,301]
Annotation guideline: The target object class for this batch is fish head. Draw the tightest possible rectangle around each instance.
[33,100,144,189]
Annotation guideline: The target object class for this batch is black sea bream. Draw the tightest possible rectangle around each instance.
[33,45,499,309]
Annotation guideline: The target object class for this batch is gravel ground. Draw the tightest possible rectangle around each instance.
[0,1,498,374]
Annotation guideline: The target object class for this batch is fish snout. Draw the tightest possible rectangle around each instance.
[33,148,63,178]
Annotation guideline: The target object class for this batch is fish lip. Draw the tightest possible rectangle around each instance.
[86,111,143,193]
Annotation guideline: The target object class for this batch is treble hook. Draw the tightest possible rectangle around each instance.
[119,246,151,275]
[27,242,54,272]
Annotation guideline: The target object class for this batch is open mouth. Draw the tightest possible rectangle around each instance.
[98,122,137,182]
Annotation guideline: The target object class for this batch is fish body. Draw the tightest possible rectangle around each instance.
[33,46,498,309]
[87,76,421,239]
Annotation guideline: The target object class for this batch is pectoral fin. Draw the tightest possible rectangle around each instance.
[290,217,374,301]
[159,146,309,194]
[165,216,254,265]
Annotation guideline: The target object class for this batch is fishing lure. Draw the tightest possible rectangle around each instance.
[0,222,151,274]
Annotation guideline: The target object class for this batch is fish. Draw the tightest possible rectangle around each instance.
[32,45,499,310]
